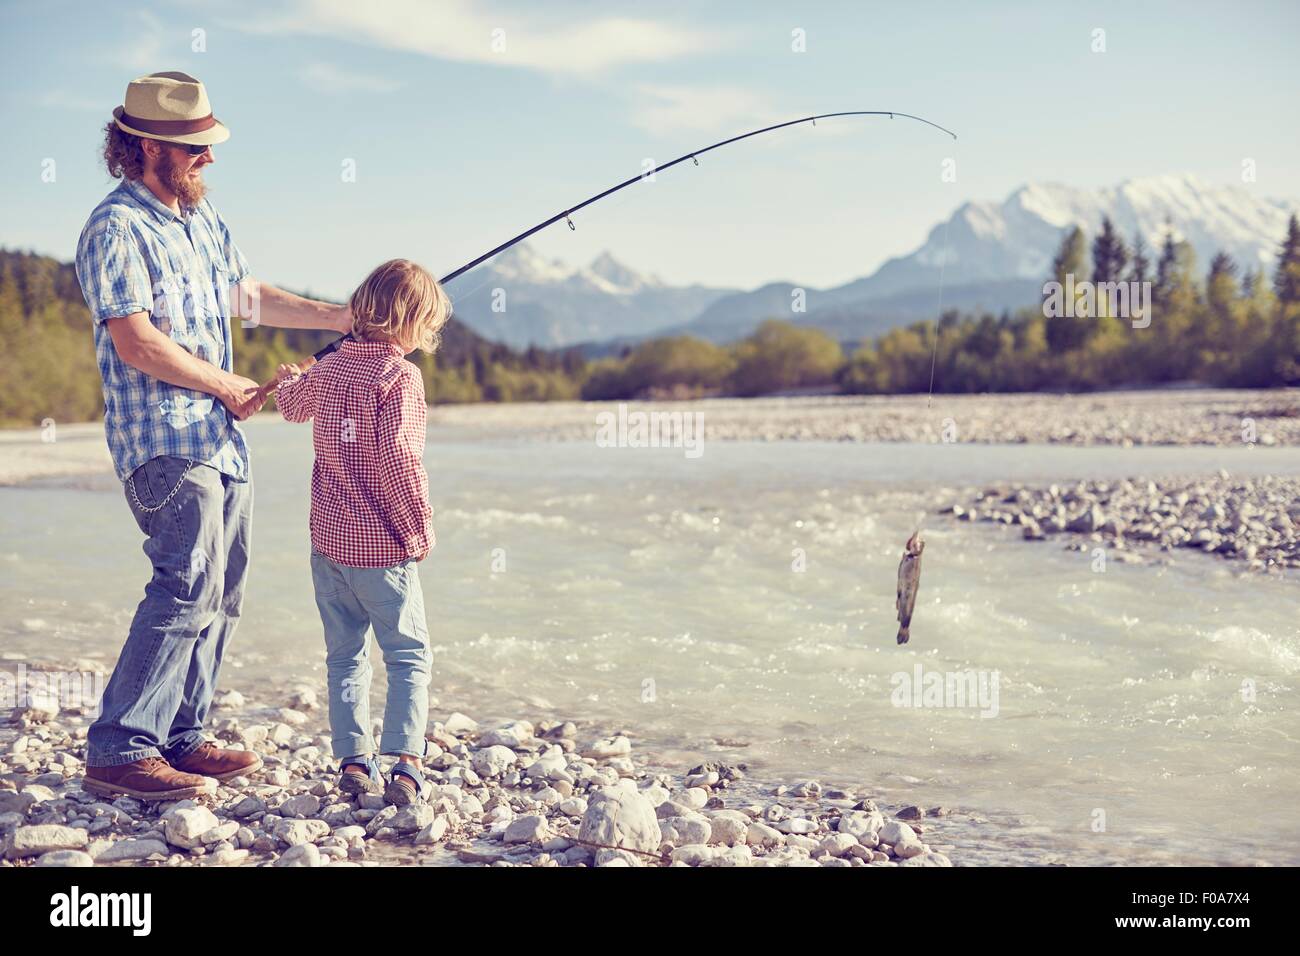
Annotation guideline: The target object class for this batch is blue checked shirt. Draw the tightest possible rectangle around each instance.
[76,177,252,482]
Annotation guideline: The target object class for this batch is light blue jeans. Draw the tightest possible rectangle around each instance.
[88,456,252,766]
[309,550,432,760]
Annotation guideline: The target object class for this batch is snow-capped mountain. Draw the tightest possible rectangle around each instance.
[448,174,1298,349]
[876,173,1295,291]
[677,173,1299,344]
[448,245,727,348]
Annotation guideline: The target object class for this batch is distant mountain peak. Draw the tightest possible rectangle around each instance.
[490,243,576,284]
[449,174,1298,350]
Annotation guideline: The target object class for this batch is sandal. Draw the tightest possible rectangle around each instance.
[338,754,383,796]
[379,739,433,806]
[384,761,427,806]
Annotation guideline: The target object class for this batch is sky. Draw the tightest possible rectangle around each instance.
[1,0,1298,299]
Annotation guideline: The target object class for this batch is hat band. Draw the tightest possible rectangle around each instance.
[120,110,216,135]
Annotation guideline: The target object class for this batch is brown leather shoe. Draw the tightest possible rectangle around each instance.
[169,741,263,781]
[83,757,212,801]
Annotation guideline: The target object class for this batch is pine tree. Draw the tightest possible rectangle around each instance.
[1091,216,1129,285]
[1045,226,1091,353]
[1129,234,1150,285]
[1241,268,1257,297]
[1153,227,1179,310]
[1273,213,1300,307]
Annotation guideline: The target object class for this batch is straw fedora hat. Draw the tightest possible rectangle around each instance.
[112,71,230,146]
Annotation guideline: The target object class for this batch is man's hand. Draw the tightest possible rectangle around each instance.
[219,373,266,420]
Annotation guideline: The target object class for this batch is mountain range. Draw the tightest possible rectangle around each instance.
[445,174,1299,351]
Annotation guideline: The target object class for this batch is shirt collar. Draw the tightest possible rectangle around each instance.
[339,338,405,357]
[122,177,185,224]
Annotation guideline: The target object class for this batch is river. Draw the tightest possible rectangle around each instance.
[2,417,1298,865]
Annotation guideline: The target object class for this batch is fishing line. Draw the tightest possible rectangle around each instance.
[926,137,959,409]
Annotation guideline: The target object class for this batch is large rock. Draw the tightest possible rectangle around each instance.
[701,845,754,867]
[504,814,551,845]
[477,721,534,749]
[471,745,517,778]
[414,817,449,845]
[878,820,917,846]
[390,804,435,834]
[275,843,322,867]
[95,838,170,863]
[231,795,266,818]
[659,816,711,847]
[820,833,860,858]
[581,735,631,760]
[670,844,721,866]
[273,818,330,846]
[35,849,95,867]
[524,752,568,780]
[277,794,321,819]
[162,806,220,849]
[893,837,927,859]
[746,822,785,848]
[837,810,884,845]
[442,713,478,737]
[579,787,661,864]
[705,810,750,846]
[0,791,38,815]
[4,824,88,859]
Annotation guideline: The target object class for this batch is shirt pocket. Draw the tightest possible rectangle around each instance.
[350,562,411,608]
[158,392,215,430]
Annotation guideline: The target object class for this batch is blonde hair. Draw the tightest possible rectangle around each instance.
[349,259,451,354]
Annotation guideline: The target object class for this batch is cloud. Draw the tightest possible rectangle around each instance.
[630,84,773,136]
[108,9,166,72]
[299,62,403,93]
[232,0,719,75]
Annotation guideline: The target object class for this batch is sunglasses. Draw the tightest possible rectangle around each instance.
[172,142,211,156]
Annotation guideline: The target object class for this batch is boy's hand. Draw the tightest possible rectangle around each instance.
[275,363,303,385]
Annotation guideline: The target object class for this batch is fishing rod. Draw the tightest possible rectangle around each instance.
[252,110,957,400]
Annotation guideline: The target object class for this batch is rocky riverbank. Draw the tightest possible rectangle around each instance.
[943,473,1300,572]
[428,389,1300,447]
[1,680,957,868]
[3,388,1298,486]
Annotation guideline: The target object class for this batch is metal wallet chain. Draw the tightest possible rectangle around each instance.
[127,458,196,514]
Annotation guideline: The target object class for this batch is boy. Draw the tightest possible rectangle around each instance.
[275,259,450,805]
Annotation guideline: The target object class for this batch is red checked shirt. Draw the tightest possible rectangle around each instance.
[276,339,432,568]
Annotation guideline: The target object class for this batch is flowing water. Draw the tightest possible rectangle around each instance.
[3,418,1299,865]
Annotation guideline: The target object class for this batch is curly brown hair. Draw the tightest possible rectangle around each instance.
[102,120,146,180]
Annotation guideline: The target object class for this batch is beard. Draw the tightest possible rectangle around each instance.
[157,148,207,212]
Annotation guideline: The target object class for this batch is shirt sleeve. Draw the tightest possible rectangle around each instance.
[275,368,316,423]
[75,221,153,324]
[375,368,432,556]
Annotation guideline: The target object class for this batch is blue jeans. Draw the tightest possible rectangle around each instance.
[88,456,252,767]
[309,550,432,759]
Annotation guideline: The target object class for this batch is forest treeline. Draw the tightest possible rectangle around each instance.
[2,213,1298,426]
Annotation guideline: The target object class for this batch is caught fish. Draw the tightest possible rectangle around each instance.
[895,531,925,644]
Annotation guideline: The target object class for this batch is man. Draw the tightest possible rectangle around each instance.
[75,71,350,799]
